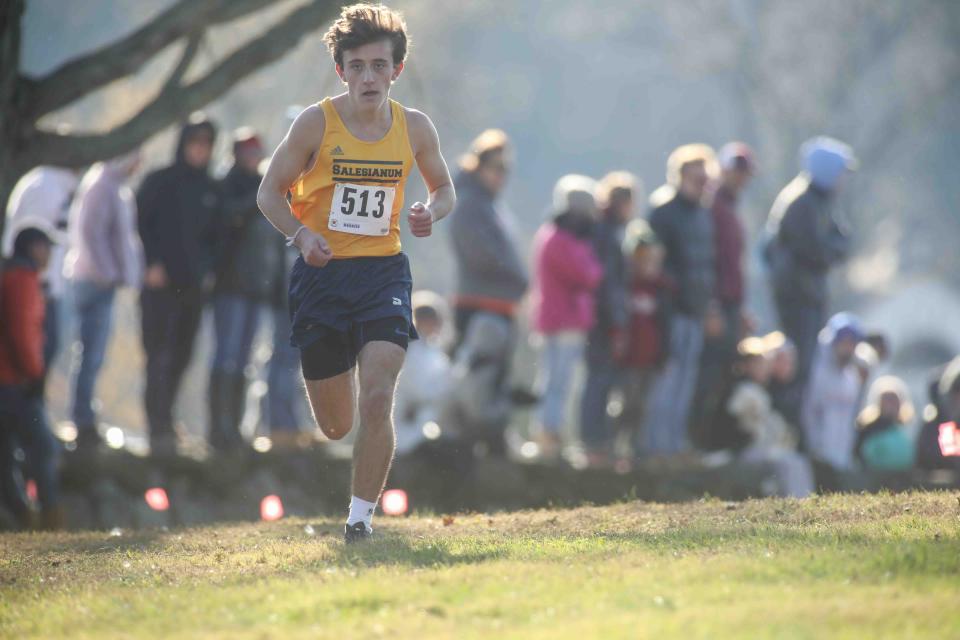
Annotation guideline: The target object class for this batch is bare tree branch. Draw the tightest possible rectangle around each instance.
[16,0,339,171]
[161,31,203,95]
[19,0,276,118]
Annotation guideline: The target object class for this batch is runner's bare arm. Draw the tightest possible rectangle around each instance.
[257,106,334,266]
[406,109,455,238]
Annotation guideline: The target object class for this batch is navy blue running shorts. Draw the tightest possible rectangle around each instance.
[288,252,419,380]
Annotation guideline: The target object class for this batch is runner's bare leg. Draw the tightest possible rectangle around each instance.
[304,369,356,441]
[351,340,405,502]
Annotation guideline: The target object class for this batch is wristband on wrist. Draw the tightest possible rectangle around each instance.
[286,225,307,247]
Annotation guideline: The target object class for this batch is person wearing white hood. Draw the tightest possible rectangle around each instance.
[62,151,145,449]
[3,165,80,379]
[765,136,857,394]
[801,313,866,475]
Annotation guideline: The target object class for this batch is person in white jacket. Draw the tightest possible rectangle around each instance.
[394,291,452,457]
[4,166,80,375]
[62,152,144,447]
[801,313,865,472]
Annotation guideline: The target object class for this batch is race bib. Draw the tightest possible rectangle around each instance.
[328,182,394,236]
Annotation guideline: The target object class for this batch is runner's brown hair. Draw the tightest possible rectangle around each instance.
[324,4,409,67]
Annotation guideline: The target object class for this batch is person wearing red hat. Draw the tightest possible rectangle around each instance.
[690,142,756,449]
[207,128,288,451]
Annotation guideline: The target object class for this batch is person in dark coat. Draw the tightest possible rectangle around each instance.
[207,129,286,451]
[579,171,641,463]
[689,143,755,450]
[916,357,960,471]
[765,136,856,395]
[642,144,718,456]
[449,130,527,345]
[137,113,219,454]
[447,130,530,452]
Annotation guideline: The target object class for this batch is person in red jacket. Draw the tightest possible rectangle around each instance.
[615,220,672,464]
[0,221,63,529]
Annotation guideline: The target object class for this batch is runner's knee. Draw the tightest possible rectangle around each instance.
[304,379,355,441]
[358,383,395,425]
[313,411,352,440]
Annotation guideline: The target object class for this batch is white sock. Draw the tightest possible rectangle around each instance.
[346,496,377,532]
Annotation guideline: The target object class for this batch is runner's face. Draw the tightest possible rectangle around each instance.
[337,40,402,108]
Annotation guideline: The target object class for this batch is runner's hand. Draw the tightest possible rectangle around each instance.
[408,202,434,237]
[296,228,333,267]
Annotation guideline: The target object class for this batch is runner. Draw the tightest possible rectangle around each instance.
[257,4,455,543]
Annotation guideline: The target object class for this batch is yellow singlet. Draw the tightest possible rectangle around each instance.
[290,97,414,258]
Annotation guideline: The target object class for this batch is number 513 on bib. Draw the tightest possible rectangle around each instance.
[328,182,395,236]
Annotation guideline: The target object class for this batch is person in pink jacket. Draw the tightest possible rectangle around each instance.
[530,175,603,458]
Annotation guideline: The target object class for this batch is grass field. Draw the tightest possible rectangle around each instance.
[2,491,959,639]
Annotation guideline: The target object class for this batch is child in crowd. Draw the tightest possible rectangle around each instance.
[801,313,865,473]
[614,220,672,463]
[0,220,64,529]
[727,337,814,497]
[394,291,452,458]
[764,332,802,441]
[855,376,915,471]
[530,175,603,459]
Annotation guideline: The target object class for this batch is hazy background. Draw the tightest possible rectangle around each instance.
[20,0,960,437]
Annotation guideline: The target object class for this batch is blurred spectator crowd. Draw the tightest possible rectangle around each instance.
[2,116,959,530]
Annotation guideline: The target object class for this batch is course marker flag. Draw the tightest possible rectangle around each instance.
[382,489,408,516]
[938,422,959,457]
[144,487,170,511]
[261,495,284,521]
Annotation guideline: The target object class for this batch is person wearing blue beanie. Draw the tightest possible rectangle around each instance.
[801,137,857,191]
[764,136,855,397]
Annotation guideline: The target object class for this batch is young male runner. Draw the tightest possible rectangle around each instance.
[257,4,455,542]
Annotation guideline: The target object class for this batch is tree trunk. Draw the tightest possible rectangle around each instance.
[0,0,26,245]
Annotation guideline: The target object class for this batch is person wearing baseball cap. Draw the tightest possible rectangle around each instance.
[0,218,64,529]
[207,127,287,452]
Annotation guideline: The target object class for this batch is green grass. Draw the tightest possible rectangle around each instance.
[2,491,959,639]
